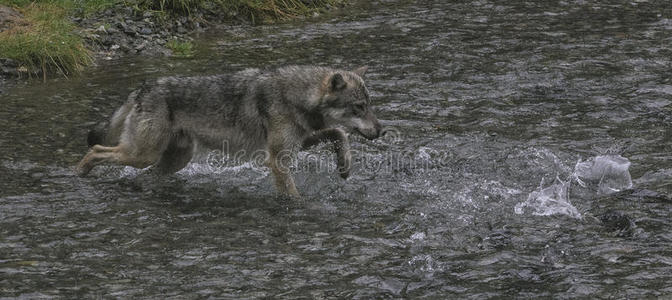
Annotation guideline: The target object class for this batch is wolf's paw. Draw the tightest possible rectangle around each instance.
[339,168,350,179]
[337,149,351,180]
[75,164,91,177]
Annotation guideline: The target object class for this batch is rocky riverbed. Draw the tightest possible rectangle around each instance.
[0,5,26,82]
[76,6,205,59]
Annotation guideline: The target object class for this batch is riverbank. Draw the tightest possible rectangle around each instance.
[0,0,345,81]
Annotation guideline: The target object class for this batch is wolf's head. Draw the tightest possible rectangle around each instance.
[318,67,382,140]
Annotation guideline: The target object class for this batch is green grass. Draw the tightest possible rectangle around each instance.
[133,0,344,24]
[230,0,344,24]
[2,0,118,16]
[166,39,194,57]
[0,2,93,78]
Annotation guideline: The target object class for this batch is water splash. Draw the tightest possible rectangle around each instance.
[514,176,580,218]
[178,161,268,178]
[573,155,633,195]
[515,155,634,218]
[410,232,426,241]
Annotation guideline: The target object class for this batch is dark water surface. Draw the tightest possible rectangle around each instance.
[2,0,672,298]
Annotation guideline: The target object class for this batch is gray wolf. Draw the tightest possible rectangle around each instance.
[77,65,382,197]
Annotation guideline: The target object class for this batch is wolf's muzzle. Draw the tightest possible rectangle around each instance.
[356,120,382,140]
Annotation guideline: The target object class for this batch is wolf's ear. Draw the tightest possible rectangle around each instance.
[352,66,368,78]
[329,73,347,91]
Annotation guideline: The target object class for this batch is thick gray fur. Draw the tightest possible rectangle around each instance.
[77,65,382,197]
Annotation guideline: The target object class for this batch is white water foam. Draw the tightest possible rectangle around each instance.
[573,155,633,195]
[515,154,633,218]
[514,176,580,218]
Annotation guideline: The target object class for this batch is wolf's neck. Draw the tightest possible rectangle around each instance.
[297,105,325,132]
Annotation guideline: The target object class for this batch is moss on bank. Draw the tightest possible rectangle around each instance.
[166,38,193,57]
[0,0,345,79]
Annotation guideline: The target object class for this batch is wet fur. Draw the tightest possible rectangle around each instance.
[77,65,381,197]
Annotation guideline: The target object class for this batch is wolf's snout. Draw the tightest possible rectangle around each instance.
[358,119,382,140]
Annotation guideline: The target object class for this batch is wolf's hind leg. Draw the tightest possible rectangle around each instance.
[302,128,351,179]
[77,145,122,176]
[76,145,159,176]
[77,115,171,176]
[153,131,194,175]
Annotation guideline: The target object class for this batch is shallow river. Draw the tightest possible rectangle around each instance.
[2,0,672,298]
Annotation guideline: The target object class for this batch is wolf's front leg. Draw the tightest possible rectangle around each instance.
[302,128,351,179]
[267,128,301,197]
[267,146,300,198]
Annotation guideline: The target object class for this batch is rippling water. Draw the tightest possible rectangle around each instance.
[2,0,672,298]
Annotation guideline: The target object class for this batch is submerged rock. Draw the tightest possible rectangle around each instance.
[482,229,513,250]
[599,210,634,235]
